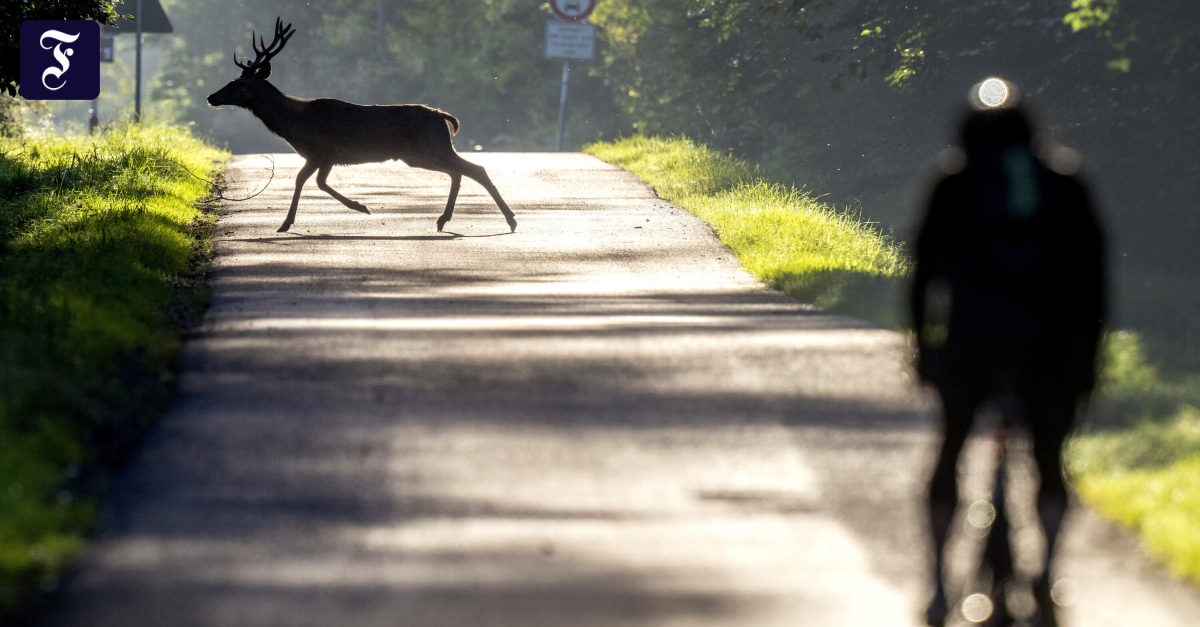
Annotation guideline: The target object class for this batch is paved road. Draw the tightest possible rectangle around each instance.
[41,154,1200,626]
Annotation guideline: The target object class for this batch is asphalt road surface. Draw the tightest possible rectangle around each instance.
[39,153,1200,626]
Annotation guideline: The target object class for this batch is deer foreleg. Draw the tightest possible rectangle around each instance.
[316,164,370,214]
[437,173,462,232]
[279,161,318,233]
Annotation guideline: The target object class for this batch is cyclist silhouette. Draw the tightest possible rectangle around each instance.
[911,79,1107,627]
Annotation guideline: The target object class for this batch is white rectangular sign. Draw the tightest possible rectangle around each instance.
[100,35,115,63]
[544,21,595,60]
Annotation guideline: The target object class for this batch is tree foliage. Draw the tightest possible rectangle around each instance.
[156,0,625,152]
[52,0,1199,285]
[588,0,1200,278]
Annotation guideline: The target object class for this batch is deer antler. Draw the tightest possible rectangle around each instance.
[234,17,295,71]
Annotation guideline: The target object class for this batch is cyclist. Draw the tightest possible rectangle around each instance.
[911,79,1107,626]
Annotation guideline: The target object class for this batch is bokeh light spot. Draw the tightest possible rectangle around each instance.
[966,499,997,528]
[961,592,995,623]
[978,78,1010,107]
[1051,578,1080,607]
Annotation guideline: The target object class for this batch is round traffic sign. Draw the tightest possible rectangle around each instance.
[550,0,597,22]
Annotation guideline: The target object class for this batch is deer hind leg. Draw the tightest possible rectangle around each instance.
[451,156,517,233]
[316,164,370,214]
[280,161,319,232]
[437,173,462,232]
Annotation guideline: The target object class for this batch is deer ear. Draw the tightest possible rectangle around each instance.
[254,62,272,80]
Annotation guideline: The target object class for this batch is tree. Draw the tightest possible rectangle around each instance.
[589,0,1200,277]
[156,0,626,152]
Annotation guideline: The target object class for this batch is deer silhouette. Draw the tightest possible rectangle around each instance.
[207,18,517,234]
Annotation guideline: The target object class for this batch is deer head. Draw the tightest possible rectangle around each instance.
[207,17,295,108]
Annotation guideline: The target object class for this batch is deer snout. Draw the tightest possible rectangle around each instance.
[207,83,238,107]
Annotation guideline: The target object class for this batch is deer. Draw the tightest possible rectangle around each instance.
[206,18,517,234]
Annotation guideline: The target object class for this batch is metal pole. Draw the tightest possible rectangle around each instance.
[555,59,569,151]
[376,0,386,58]
[134,0,143,121]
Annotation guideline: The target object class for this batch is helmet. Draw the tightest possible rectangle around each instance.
[960,78,1034,151]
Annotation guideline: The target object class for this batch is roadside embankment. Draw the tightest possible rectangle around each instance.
[585,136,908,328]
[0,124,227,615]
[1068,332,1200,585]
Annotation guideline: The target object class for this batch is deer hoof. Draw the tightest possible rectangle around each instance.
[350,202,370,214]
[277,223,292,233]
[507,217,518,233]
[923,590,948,627]
[436,218,448,232]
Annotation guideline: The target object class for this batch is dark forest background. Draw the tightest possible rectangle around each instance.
[8,0,1199,363]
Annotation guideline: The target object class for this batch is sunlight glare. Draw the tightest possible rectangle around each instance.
[978,78,1010,108]
[961,593,995,623]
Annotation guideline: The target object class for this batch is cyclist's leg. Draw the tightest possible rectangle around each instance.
[981,435,1015,626]
[1025,389,1079,626]
[1027,393,1075,562]
[927,382,983,625]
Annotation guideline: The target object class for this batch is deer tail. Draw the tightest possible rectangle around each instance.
[437,110,460,136]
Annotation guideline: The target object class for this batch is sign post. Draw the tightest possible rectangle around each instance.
[102,0,172,121]
[135,0,142,120]
[544,0,597,151]
[99,36,115,63]
[555,60,569,152]
[90,34,116,132]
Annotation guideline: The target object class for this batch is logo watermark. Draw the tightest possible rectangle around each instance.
[20,21,101,100]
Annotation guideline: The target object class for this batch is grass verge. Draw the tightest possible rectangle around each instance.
[584,136,908,326]
[0,123,227,615]
[1067,332,1200,585]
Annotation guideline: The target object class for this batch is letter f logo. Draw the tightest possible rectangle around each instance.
[40,30,83,91]
[20,21,100,100]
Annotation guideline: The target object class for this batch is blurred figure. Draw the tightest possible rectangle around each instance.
[911,79,1106,627]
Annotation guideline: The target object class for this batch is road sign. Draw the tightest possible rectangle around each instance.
[544,1,597,152]
[100,35,114,63]
[544,21,595,60]
[550,0,597,23]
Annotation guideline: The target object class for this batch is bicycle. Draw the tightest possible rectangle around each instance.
[935,392,1061,627]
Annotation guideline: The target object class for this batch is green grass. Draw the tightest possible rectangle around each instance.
[1070,405,1200,476]
[585,136,909,326]
[1075,455,1200,583]
[0,123,227,614]
[1067,332,1200,586]
[1085,331,1200,429]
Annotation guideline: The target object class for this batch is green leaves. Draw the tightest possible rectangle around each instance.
[1064,0,1119,33]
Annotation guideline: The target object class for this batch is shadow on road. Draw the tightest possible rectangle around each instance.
[36,154,935,627]
[37,265,932,626]
[249,233,463,243]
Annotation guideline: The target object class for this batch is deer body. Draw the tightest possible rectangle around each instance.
[207,18,516,233]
